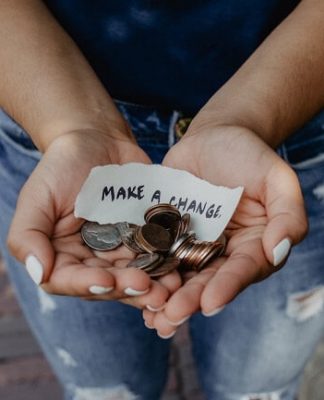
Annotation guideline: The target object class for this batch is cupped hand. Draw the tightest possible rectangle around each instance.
[7,129,181,309]
[143,124,308,337]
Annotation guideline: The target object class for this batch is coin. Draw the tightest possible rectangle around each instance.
[135,223,173,253]
[144,203,180,222]
[216,233,227,248]
[127,253,163,270]
[80,205,227,274]
[81,221,122,251]
[195,241,225,271]
[175,213,191,240]
[122,230,145,254]
[169,231,196,256]
[149,257,180,278]
[115,222,137,236]
[145,204,181,239]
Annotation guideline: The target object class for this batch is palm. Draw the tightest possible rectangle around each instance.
[142,126,307,335]
[10,131,181,308]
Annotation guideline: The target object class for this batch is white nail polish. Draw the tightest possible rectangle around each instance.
[124,287,149,296]
[25,255,43,285]
[273,238,292,266]
[89,286,114,295]
[167,315,190,326]
[202,305,225,317]
[146,304,165,312]
[157,331,176,340]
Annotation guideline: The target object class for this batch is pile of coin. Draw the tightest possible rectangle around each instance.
[81,203,226,278]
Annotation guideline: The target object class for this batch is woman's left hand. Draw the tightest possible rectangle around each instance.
[142,123,308,337]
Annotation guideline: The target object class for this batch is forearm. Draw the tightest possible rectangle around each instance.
[195,0,324,147]
[0,0,129,152]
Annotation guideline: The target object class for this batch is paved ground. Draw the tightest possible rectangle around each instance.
[0,256,323,400]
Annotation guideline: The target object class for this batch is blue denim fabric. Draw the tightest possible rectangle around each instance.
[0,103,324,400]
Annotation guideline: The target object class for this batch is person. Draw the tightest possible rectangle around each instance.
[0,1,323,399]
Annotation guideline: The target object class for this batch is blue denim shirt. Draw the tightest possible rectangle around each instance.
[44,0,301,115]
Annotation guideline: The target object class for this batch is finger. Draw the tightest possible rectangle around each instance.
[263,161,308,266]
[120,280,170,310]
[151,312,177,339]
[142,309,155,328]
[161,266,219,325]
[7,181,55,285]
[43,255,151,298]
[201,242,267,315]
[117,269,182,305]
[140,271,183,328]
[42,259,116,296]
[103,266,152,297]
[155,270,182,296]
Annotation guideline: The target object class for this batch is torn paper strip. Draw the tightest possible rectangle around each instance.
[74,163,243,241]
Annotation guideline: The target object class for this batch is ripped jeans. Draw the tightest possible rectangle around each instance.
[0,101,324,400]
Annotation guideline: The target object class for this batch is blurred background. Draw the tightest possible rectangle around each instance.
[0,254,323,400]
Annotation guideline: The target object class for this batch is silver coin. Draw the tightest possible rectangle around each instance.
[122,231,145,253]
[127,253,162,270]
[81,221,122,251]
[115,222,138,236]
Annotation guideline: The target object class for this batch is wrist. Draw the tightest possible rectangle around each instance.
[190,98,282,149]
[31,116,134,153]
[44,127,150,170]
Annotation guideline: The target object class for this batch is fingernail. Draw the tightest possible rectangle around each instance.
[146,304,165,312]
[167,315,190,326]
[202,305,225,317]
[144,321,154,329]
[89,285,114,295]
[273,238,292,266]
[124,287,149,296]
[25,255,43,285]
[157,331,176,340]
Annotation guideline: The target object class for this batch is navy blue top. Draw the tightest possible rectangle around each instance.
[44,1,300,115]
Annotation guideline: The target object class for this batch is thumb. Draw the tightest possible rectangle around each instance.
[7,181,55,285]
[262,161,308,267]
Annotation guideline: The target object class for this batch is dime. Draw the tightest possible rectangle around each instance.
[122,230,145,254]
[115,222,137,236]
[127,253,163,270]
[115,222,144,253]
[81,221,122,251]
[149,257,181,278]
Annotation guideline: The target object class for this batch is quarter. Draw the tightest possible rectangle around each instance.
[81,221,122,251]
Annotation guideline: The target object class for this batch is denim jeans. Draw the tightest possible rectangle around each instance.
[0,102,324,400]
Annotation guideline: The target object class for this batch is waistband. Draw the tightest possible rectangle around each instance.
[1,102,324,165]
[114,99,191,147]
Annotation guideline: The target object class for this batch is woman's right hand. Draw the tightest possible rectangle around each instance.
[7,129,181,310]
